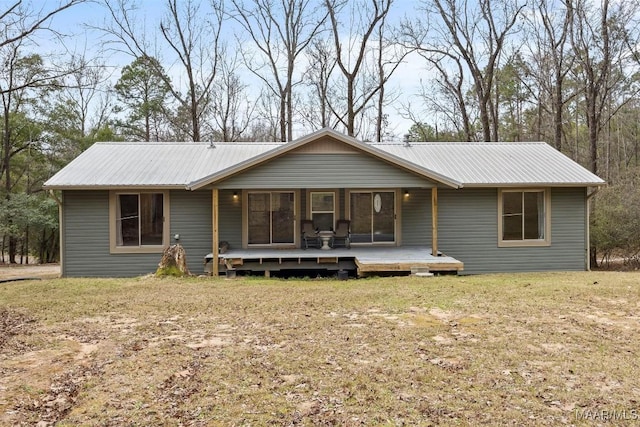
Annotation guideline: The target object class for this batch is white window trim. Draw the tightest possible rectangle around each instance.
[498,188,551,247]
[109,190,170,254]
[307,190,338,231]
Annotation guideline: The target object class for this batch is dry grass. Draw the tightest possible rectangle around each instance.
[1,272,639,426]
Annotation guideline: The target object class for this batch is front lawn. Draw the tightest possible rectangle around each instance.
[1,272,639,425]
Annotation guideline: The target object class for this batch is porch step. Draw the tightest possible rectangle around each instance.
[411,266,434,277]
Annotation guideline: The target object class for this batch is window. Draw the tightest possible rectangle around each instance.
[499,189,550,247]
[247,191,295,246]
[349,190,396,244]
[310,192,335,231]
[110,192,169,253]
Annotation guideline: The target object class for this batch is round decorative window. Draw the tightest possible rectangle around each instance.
[374,193,382,213]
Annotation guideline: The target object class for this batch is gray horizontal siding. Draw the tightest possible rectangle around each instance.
[61,187,588,276]
[438,187,587,274]
[62,191,159,277]
[61,191,101,277]
[217,153,435,189]
[401,188,432,246]
[218,189,242,250]
[62,190,214,277]
[169,190,212,275]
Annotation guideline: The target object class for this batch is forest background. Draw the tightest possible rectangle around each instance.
[1,0,638,267]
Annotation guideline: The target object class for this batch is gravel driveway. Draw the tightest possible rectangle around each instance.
[0,264,60,281]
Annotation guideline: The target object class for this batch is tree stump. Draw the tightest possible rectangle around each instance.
[156,244,191,276]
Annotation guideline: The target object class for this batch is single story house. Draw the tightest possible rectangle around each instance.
[43,128,605,277]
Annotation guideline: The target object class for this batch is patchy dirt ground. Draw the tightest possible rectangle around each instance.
[0,264,60,281]
[1,272,640,425]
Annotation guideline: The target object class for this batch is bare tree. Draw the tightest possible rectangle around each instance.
[230,0,328,142]
[325,0,396,137]
[254,89,281,141]
[0,1,84,51]
[373,9,407,141]
[405,69,478,141]
[525,0,575,152]
[102,0,224,142]
[210,53,258,142]
[0,0,86,263]
[64,55,112,137]
[569,0,639,176]
[300,38,337,130]
[403,0,525,142]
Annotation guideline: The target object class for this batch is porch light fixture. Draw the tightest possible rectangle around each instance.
[404,190,410,198]
[233,191,238,200]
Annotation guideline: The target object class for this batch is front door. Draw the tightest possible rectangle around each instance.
[349,191,395,244]
[248,191,295,245]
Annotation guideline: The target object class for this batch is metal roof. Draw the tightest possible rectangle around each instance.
[374,141,605,187]
[44,132,605,190]
[43,141,282,189]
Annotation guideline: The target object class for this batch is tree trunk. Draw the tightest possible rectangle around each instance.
[280,94,287,142]
[587,100,598,175]
[347,79,355,136]
[8,237,16,264]
[553,71,563,151]
[287,64,294,142]
[376,84,384,142]
[3,100,16,264]
[24,225,28,264]
[191,89,200,142]
[145,109,150,142]
[479,99,491,142]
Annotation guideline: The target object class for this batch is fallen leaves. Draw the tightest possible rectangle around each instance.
[15,362,103,426]
[0,307,34,354]
[1,273,640,425]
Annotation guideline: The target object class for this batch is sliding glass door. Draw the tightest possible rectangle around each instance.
[350,191,395,243]
[248,192,295,245]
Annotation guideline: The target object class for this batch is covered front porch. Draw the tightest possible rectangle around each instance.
[202,130,458,277]
[209,186,446,276]
[207,246,463,277]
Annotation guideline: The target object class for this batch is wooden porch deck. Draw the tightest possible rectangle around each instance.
[211,246,463,277]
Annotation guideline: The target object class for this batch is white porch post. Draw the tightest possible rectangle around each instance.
[431,187,438,256]
[212,188,219,276]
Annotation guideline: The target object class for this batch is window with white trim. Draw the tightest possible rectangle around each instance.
[499,189,550,246]
[310,192,335,231]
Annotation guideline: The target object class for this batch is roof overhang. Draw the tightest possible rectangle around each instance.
[43,184,187,191]
[462,182,607,188]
